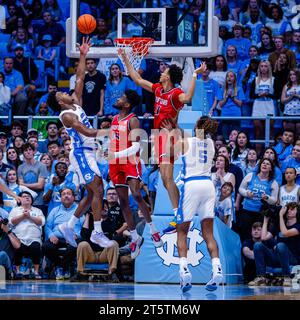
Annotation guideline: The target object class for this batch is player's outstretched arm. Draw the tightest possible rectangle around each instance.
[178,62,207,104]
[118,48,153,92]
[62,113,98,137]
[0,183,22,204]
[74,37,92,103]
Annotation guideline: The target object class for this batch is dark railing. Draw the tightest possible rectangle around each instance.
[1,115,299,147]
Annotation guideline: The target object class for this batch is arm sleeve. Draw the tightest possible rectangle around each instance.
[266,180,279,205]
[239,173,253,197]
[114,141,140,158]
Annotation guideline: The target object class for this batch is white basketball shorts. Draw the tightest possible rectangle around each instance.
[176,177,216,223]
[69,147,101,185]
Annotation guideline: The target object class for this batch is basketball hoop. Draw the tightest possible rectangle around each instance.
[115,37,154,75]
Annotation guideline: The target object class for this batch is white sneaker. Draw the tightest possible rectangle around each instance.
[206,265,223,291]
[151,231,163,248]
[90,230,115,248]
[129,236,144,259]
[58,222,77,247]
[180,268,192,293]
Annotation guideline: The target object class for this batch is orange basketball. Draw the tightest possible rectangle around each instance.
[77,14,96,34]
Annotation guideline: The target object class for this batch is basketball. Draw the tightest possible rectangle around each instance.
[77,14,96,34]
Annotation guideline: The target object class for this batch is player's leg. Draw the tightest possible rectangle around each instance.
[176,181,197,293]
[198,180,223,291]
[115,186,143,259]
[127,178,163,248]
[88,175,114,248]
[160,163,180,234]
[58,148,91,246]
[160,163,179,209]
[177,221,192,293]
[201,218,223,291]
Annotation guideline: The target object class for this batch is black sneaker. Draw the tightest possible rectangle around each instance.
[69,272,89,282]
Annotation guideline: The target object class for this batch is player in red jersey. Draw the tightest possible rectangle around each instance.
[119,49,207,233]
[109,89,163,259]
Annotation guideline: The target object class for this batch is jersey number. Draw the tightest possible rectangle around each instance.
[199,149,208,163]
[154,106,161,116]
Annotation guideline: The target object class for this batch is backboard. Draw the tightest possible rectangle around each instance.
[66,0,219,58]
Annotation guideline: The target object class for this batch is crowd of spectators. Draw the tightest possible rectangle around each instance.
[0,0,300,286]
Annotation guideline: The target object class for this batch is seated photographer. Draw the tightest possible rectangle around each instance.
[43,188,84,280]
[238,158,279,240]
[8,191,45,279]
[249,202,300,287]
[0,210,21,279]
[70,201,119,282]
[278,167,300,206]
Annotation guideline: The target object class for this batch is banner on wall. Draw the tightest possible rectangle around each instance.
[135,216,243,284]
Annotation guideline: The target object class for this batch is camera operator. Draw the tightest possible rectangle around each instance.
[0,211,21,279]
[238,158,279,240]
[248,202,300,287]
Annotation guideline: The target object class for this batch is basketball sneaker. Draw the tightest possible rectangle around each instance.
[151,232,163,248]
[129,236,144,259]
[58,222,77,247]
[248,276,267,286]
[90,230,115,248]
[180,268,192,293]
[205,265,223,291]
[55,267,64,281]
[162,217,177,234]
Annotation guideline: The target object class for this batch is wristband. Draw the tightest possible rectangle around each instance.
[7,230,12,235]
[192,72,197,78]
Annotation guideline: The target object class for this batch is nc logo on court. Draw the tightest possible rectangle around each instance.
[156,222,204,267]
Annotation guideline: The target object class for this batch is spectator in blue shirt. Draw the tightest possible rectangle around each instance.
[104,63,133,116]
[43,161,76,214]
[225,45,244,81]
[1,57,27,115]
[281,145,300,185]
[273,129,295,165]
[192,64,221,116]
[265,4,292,38]
[43,188,84,280]
[218,71,245,138]
[225,23,252,61]
[245,7,264,45]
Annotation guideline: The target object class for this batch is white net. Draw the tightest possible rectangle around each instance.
[115,38,154,75]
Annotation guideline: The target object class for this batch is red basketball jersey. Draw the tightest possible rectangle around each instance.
[152,83,184,129]
[110,113,139,159]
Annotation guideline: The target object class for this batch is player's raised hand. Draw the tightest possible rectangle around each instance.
[194,61,207,75]
[76,37,92,56]
[117,48,128,61]
[161,118,175,131]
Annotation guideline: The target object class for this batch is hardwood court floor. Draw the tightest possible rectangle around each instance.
[0,281,300,300]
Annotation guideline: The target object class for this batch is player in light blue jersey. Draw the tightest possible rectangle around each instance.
[55,37,113,249]
[165,116,223,293]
